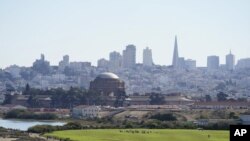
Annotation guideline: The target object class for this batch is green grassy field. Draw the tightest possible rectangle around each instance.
[45,129,229,141]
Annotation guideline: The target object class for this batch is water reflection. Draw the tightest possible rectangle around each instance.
[0,118,65,131]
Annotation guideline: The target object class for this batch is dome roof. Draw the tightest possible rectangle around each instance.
[97,72,119,79]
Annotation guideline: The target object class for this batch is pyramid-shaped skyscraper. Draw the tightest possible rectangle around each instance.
[172,36,179,68]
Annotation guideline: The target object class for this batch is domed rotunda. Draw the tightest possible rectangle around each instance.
[89,72,125,96]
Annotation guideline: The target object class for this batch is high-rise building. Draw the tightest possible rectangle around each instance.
[226,50,235,70]
[143,47,153,67]
[122,44,136,68]
[32,54,50,74]
[59,55,70,71]
[236,58,250,69]
[207,56,219,69]
[177,57,185,69]
[109,51,122,70]
[172,36,179,68]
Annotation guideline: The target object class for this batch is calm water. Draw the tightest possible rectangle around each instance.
[0,118,65,131]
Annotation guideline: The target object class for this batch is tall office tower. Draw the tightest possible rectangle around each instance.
[207,55,220,69]
[226,50,235,70]
[122,44,136,68]
[109,51,122,70]
[143,47,153,67]
[59,55,70,71]
[172,36,179,68]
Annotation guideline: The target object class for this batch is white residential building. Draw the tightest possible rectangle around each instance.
[72,105,101,119]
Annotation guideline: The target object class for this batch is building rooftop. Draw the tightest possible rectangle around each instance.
[97,72,119,79]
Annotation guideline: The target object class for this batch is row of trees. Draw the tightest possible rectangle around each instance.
[204,91,247,102]
[3,84,126,108]
[3,84,180,108]
[4,109,57,120]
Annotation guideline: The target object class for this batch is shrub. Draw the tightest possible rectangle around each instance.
[28,125,57,133]
[4,109,57,120]
[150,113,177,121]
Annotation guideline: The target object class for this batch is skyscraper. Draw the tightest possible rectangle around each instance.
[143,47,153,67]
[59,55,70,71]
[122,44,136,68]
[109,51,122,70]
[226,50,235,70]
[172,36,179,68]
[207,55,220,69]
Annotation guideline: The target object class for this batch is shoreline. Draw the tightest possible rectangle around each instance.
[0,118,66,131]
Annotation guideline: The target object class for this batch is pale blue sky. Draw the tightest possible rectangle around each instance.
[0,0,249,68]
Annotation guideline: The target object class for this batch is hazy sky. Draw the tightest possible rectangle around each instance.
[0,0,250,68]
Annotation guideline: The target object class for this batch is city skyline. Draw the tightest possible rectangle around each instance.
[0,0,250,68]
[0,37,248,69]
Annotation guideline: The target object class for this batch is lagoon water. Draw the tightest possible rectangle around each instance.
[0,118,65,131]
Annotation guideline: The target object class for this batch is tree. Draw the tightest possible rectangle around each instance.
[3,94,12,105]
[23,83,31,95]
[205,95,212,102]
[217,92,228,101]
[150,113,177,121]
[28,95,40,108]
[5,83,15,92]
[229,112,238,119]
[65,87,81,109]
[25,83,30,91]
[114,90,126,107]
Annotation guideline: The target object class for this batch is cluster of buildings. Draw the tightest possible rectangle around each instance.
[98,36,249,72]
[0,36,250,104]
[207,51,235,70]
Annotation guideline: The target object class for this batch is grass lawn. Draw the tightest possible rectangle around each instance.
[45,129,229,141]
